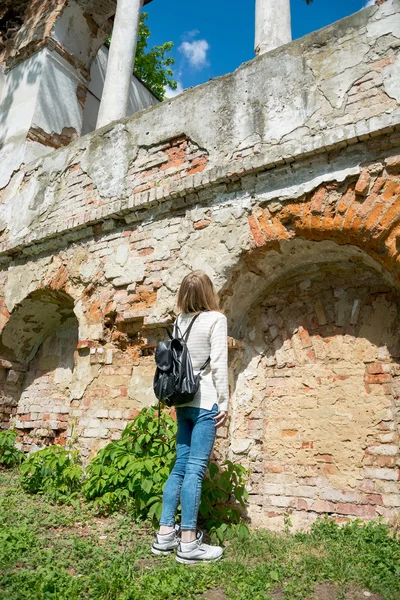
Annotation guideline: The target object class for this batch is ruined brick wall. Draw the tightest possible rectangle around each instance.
[0,1,399,529]
[0,142,399,525]
[0,0,116,71]
[233,263,400,530]
[0,0,66,68]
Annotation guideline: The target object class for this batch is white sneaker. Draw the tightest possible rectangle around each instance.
[151,526,180,556]
[176,531,223,564]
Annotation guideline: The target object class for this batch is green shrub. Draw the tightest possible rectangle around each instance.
[14,407,249,541]
[83,407,249,540]
[200,460,249,543]
[0,430,25,468]
[20,446,83,502]
[83,407,176,521]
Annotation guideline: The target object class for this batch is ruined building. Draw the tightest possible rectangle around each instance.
[0,0,399,531]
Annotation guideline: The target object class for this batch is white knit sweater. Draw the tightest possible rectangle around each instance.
[174,311,229,412]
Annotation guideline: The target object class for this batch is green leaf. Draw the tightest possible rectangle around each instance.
[141,479,153,494]
[107,12,177,101]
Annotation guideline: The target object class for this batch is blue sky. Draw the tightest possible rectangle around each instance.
[145,0,374,96]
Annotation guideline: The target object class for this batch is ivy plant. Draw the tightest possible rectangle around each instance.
[83,407,176,521]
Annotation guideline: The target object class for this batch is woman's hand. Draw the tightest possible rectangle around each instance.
[214,411,228,429]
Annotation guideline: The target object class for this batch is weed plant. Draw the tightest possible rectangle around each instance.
[17,407,249,540]
[0,430,25,468]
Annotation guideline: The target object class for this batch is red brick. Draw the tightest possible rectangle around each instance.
[302,441,314,449]
[367,363,385,374]
[364,374,391,384]
[385,155,400,169]
[355,172,371,196]
[161,157,185,171]
[281,429,298,437]
[322,464,339,476]
[370,56,396,70]
[376,455,397,467]
[299,327,312,348]
[138,247,154,256]
[315,454,334,463]
[381,180,400,202]
[310,187,326,213]
[257,210,279,243]
[194,220,211,230]
[362,494,383,505]
[312,500,334,513]
[248,215,265,247]
[266,464,283,473]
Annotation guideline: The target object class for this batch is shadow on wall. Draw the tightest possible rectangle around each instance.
[0,289,78,449]
[222,239,400,529]
[0,38,42,148]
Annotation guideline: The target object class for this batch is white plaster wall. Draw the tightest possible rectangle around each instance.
[0,53,43,145]
[0,70,5,106]
[82,46,158,135]
[29,48,84,146]
[0,48,86,187]
[0,53,44,188]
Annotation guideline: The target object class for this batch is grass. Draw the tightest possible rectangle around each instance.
[0,469,399,600]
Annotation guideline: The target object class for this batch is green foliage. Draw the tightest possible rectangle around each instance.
[20,446,83,502]
[134,12,177,101]
[106,12,177,101]
[83,407,176,521]
[1,469,399,600]
[83,408,249,541]
[200,460,249,544]
[302,517,400,594]
[0,429,25,468]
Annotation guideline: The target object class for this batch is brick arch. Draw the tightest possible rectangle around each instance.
[247,164,400,280]
[1,288,76,365]
[227,259,400,531]
[0,288,79,447]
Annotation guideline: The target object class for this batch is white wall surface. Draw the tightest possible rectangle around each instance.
[0,70,5,106]
[0,52,43,188]
[0,47,86,186]
[82,45,159,135]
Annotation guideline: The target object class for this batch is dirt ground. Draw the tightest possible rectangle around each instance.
[201,582,384,600]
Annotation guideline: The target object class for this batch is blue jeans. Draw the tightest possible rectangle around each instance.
[160,403,218,530]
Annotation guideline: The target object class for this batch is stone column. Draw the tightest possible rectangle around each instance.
[96,0,144,128]
[255,0,292,56]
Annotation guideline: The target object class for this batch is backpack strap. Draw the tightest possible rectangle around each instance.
[182,313,201,341]
[176,313,210,372]
[186,315,211,371]
[199,356,211,371]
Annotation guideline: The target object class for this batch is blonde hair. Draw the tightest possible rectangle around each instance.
[177,270,220,314]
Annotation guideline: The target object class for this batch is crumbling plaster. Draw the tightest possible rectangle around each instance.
[0,1,399,528]
[0,2,398,255]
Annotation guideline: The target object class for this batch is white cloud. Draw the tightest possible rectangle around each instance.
[179,39,210,69]
[165,81,184,98]
[364,0,375,6]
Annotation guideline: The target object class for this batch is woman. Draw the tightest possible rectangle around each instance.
[151,270,229,564]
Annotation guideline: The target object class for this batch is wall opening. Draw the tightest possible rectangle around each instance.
[226,241,400,530]
[0,289,78,450]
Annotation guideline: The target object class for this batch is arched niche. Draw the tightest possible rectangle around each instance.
[0,289,78,448]
[223,239,400,531]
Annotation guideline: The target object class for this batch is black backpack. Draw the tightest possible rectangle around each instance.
[153,314,210,408]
